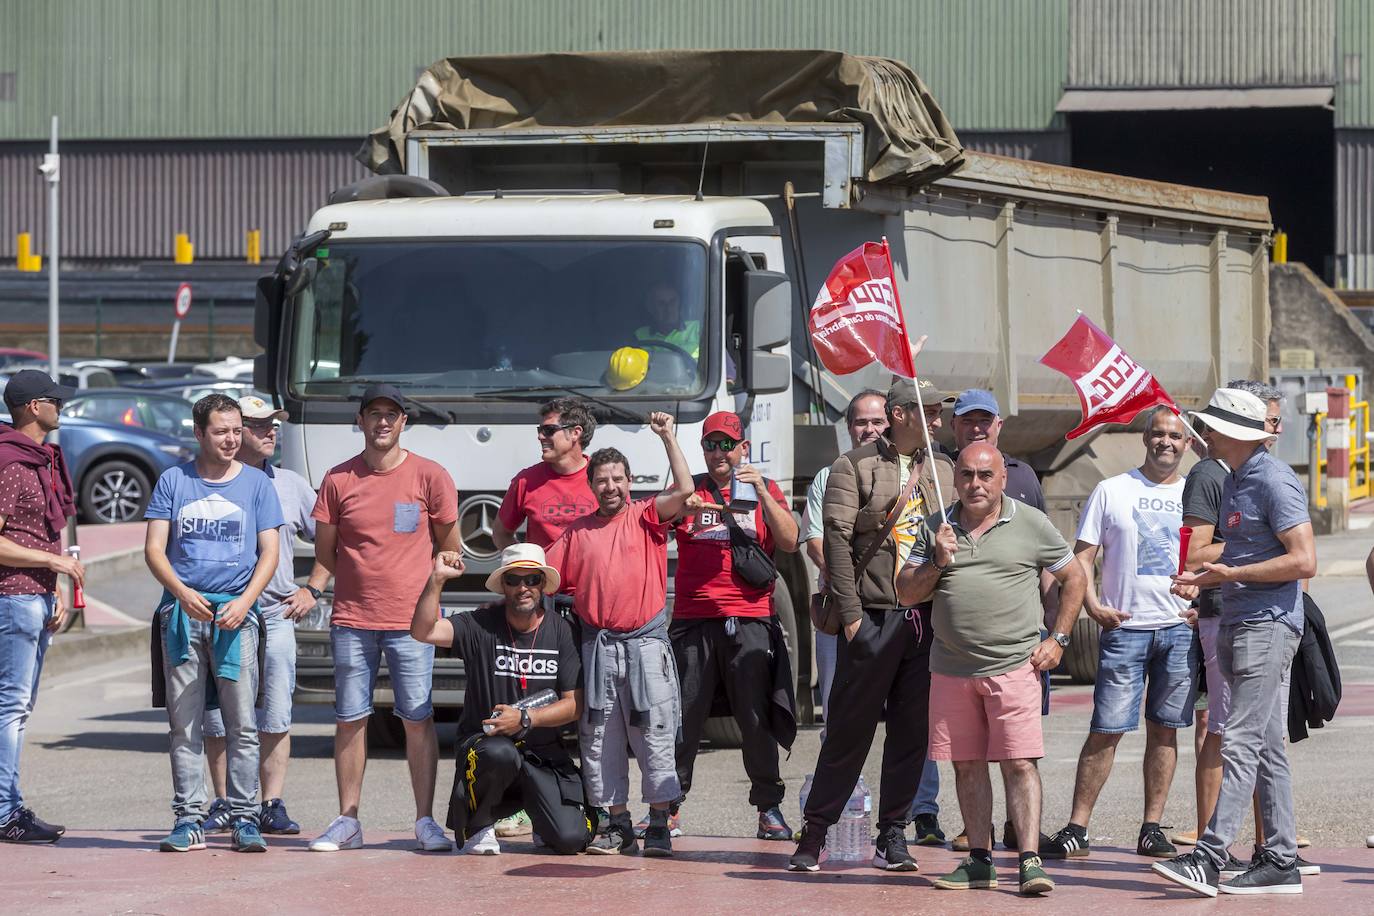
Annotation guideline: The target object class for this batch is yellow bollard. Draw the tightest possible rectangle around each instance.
[1273,231,1288,264]
[246,229,261,265]
[174,233,194,265]
[16,232,42,272]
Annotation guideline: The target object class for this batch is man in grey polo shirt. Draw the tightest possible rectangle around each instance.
[1153,387,1315,898]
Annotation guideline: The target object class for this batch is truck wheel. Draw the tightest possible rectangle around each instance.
[702,585,799,748]
[81,460,151,524]
[366,710,407,749]
[1064,615,1101,684]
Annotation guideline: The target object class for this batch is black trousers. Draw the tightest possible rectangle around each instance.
[804,605,932,830]
[445,734,594,854]
[672,616,785,809]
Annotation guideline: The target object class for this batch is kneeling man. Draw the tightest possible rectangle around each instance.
[411,544,590,855]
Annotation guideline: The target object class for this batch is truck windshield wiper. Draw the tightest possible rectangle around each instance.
[309,377,455,425]
[475,384,646,425]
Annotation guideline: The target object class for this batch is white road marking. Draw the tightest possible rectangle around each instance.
[1329,616,1374,641]
[1338,639,1374,648]
[46,659,148,691]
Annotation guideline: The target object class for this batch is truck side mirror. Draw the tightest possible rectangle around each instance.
[253,274,283,395]
[744,269,791,395]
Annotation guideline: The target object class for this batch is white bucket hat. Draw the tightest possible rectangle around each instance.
[1188,388,1271,442]
[484,543,560,595]
[238,394,287,422]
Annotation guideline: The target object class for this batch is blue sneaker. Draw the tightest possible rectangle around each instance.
[203,797,233,833]
[259,799,300,835]
[231,820,268,853]
[158,821,206,852]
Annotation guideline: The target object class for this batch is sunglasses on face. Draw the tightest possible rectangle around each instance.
[537,423,575,438]
[245,421,279,432]
[34,397,63,407]
[502,572,545,588]
[701,437,739,452]
[1266,416,1283,429]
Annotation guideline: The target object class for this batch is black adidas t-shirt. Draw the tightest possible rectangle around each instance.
[445,603,581,754]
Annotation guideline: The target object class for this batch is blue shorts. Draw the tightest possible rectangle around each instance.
[1090,623,1199,733]
[330,624,434,723]
[205,607,295,737]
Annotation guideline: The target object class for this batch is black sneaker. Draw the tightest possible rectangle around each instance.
[1219,851,1302,895]
[1040,825,1089,859]
[642,811,673,858]
[259,798,301,835]
[1152,848,1220,898]
[1002,820,1050,852]
[0,808,63,844]
[203,797,233,833]
[912,813,946,847]
[586,813,637,856]
[787,822,826,872]
[1137,824,1177,858]
[756,806,793,841]
[872,825,919,872]
[1229,845,1320,878]
[1219,853,1250,879]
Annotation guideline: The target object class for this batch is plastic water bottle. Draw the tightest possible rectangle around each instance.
[831,776,872,861]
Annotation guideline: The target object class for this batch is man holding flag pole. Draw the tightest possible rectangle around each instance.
[788,239,954,874]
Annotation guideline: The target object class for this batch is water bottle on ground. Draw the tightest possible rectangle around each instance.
[831,776,872,861]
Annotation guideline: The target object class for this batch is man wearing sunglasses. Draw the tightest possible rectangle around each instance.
[411,543,589,856]
[0,369,81,844]
[494,398,598,550]
[544,411,696,857]
[663,410,798,842]
[201,396,322,837]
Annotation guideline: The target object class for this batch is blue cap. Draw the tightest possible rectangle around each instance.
[953,388,1000,417]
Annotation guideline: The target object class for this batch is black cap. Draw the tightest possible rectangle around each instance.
[358,383,406,412]
[3,369,75,410]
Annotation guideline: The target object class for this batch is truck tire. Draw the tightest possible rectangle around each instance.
[702,585,799,748]
[366,709,407,750]
[80,459,152,524]
[1064,615,1101,684]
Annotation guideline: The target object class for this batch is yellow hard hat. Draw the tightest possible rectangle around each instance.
[607,346,649,391]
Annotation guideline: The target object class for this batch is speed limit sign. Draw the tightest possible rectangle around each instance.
[174,283,193,318]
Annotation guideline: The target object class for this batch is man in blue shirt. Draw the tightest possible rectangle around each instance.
[144,394,284,854]
[1154,387,1315,897]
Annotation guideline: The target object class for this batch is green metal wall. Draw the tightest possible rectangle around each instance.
[0,0,1069,140]
[1338,0,1374,127]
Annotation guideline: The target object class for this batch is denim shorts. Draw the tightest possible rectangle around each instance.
[331,624,434,722]
[1090,622,1200,733]
[205,606,296,737]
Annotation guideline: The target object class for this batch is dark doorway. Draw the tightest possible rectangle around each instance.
[1070,107,1334,276]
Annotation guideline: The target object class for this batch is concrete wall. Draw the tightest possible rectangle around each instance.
[1270,261,1374,379]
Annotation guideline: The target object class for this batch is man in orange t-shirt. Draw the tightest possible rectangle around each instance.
[307,384,461,855]
[544,412,695,858]
[494,397,598,549]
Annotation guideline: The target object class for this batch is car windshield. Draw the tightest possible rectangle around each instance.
[287,239,709,399]
[64,392,194,440]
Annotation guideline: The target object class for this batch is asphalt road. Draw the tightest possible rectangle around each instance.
[17,574,1374,853]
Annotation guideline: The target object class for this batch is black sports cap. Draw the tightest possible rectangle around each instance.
[3,369,75,410]
[358,383,406,412]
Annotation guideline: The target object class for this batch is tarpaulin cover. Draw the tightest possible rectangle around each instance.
[360,49,963,185]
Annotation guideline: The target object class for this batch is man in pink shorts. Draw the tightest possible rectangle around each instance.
[898,443,1085,896]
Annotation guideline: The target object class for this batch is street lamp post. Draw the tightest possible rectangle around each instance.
[39,115,60,375]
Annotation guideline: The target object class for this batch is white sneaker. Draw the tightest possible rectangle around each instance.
[415,816,454,852]
[1366,834,1374,848]
[309,815,363,852]
[464,824,501,855]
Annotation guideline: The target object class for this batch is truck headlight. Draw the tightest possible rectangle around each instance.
[295,596,332,631]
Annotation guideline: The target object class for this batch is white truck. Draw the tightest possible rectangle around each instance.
[254,52,1271,744]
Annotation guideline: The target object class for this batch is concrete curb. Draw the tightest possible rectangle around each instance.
[43,625,145,679]
[83,545,147,577]
[1319,560,1368,577]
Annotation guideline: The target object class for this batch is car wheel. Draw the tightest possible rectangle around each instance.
[702,584,800,749]
[81,460,151,524]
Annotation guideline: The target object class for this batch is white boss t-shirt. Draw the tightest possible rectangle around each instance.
[1076,469,1188,629]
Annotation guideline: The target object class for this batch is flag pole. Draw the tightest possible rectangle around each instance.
[881,236,949,525]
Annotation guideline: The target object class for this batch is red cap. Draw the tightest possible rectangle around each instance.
[702,411,744,439]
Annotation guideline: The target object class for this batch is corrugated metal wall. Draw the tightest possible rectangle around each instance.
[1338,0,1374,127]
[0,140,368,261]
[0,0,1069,138]
[1069,0,1336,88]
[1337,129,1374,289]
[961,130,1070,164]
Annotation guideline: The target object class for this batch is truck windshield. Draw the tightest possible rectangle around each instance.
[287,239,709,399]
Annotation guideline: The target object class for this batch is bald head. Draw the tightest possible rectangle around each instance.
[954,441,1006,514]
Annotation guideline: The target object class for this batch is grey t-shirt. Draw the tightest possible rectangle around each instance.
[261,463,317,612]
[909,496,1073,677]
[1181,457,1228,619]
[1219,448,1310,633]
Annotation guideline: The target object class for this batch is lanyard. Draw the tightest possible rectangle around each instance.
[506,613,544,691]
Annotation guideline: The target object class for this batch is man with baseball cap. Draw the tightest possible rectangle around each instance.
[0,370,81,843]
[789,377,953,874]
[411,543,590,855]
[666,409,798,841]
[1154,387,1315,897]
[309,384,461,854]
[200,396,321,837]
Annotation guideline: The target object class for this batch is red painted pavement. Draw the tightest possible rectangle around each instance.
[7,833,1373,915]
[66,521,146,561]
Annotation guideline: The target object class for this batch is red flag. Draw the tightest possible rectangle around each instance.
[808,240,917,377]
[1040,314,1178,440]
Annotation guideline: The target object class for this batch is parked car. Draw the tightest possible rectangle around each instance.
[132,361,214,381]
[0,348,46,369]
[62,389,197,445]
[0,361,118,391]
[72,359,213,385]
[193,356,255,381]
[132,376,264,405]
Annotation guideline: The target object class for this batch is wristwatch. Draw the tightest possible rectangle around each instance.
[1051,631,1071,649]
[519,708,532,732]
[304,585,322,600]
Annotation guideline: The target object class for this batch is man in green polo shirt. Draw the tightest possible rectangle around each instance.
[897,443,1086,897]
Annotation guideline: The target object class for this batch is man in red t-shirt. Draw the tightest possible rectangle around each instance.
[494,398,597,550]
[667,410,799,841]
[544,412,695,858]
